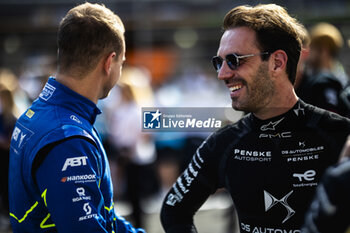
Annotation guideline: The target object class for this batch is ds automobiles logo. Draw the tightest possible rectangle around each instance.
[264,190,295,223]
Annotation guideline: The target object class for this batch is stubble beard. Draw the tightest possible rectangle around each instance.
[231,63,274,113]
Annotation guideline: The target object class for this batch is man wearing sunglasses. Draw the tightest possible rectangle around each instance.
[161,4,350,233]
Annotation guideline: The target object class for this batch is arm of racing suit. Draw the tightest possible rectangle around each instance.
[160,135,223,233]
[35,137,144,233]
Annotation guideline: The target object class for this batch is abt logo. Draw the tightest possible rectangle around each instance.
[62,156,88,171]
[293,170,316,182]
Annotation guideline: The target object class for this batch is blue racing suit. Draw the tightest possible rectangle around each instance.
[9,77,145,233]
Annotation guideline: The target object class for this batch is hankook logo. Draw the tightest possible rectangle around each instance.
[264,190,295,223]
[260,118,284,131]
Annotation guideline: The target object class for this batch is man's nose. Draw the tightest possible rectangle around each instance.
[217,61,235,81]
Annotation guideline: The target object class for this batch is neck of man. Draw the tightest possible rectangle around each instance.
[55,71,103,104]
[253,80,298,120]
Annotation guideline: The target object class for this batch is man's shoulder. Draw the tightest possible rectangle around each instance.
[19,97,92,131]
[12,102,95,156]
[17,98,58,126]
[303,101,350,129]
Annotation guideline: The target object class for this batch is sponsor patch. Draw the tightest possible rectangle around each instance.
[25,109,35,118]
[61,174,96,184]
[10,123,34,154]
[39,82,56,101]
[62,156,88,171]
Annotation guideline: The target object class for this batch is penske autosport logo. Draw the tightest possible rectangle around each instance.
[233,149,272,162]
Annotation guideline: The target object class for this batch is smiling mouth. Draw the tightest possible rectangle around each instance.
[229,85,243,92]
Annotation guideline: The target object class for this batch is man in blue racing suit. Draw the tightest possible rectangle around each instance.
[8,3,144,233]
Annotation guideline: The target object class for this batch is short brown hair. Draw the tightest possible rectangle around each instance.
[57,3,125,76]
[223,4,304,84]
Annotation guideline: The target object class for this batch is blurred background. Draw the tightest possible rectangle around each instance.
[0,0,350,232]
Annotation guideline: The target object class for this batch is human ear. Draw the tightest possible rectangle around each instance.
[104,52,117,75]
[271,50,287,72]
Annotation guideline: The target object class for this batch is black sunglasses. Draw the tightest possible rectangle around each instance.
[212,52,269,72]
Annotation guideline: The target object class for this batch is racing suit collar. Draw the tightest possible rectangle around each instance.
[250,100,306,131]
[40,77,101,124]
